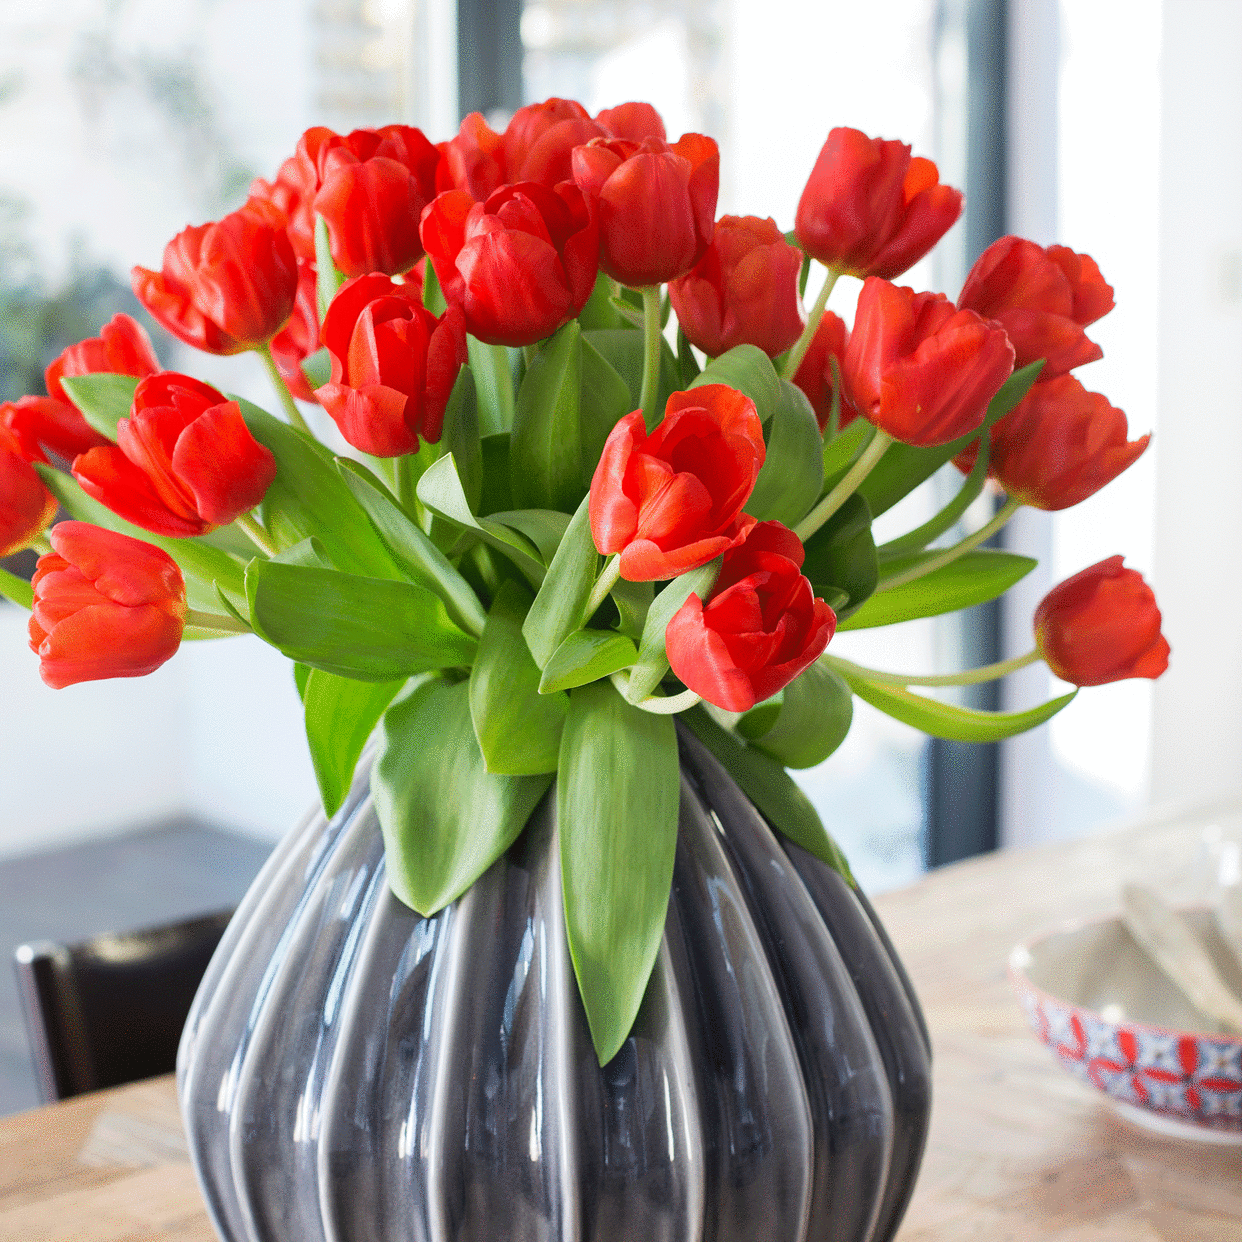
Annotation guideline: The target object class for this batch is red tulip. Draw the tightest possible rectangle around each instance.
[132,200,298,355]
[28,522,186,689]
[420,182,598,347]
[843,278,1014,446]
[795,128,963,280]
[957,236,1114,376]
[1034,557,1169,687]
[595,102,666,143]
[572,133,719,287]
[1,394,109,462]
[502,98,608,189]
[956,375,1149,510]
[269,261,321,402]
[0,425,58,557]
[45,314,161,405]
[665,520,836,712]
[588,384,764,581]
[73,373,276,537]
[314,273,467,456]
[312,125,441,277]
[249,134,329,262]
[669,215,805,358]
[435,113,507,201]
[792,311,854,433]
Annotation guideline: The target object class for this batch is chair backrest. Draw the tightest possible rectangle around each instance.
[13,909,233,1102]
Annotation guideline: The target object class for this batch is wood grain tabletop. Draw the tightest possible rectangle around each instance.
[3,805,1240,1242]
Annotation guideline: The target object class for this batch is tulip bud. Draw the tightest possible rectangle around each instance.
[1,394,108,462]
[44,313,161,407]
[421,182,599,347]
[957,236,1114,377]
[956,375,1149,511]
[588,384,765,581]
[595,102,667,143]
[1034,557,1169,687]
[843,278,1014,446]
[572,133,719,287]
[435,113,507,201]
[665,521,836,712]
[669,216,805,359]
[0,425,58,557]
[73,373,277,537]
[501,98,608,189]
[314,273,467,456]
[795,128,962,280]
[132,200,299,356]
[28,522,186,689]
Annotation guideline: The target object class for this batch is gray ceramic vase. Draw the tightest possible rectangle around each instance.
[178,725,931,1242]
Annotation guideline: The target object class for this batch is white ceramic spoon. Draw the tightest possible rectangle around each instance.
[1121,882,1242,1036]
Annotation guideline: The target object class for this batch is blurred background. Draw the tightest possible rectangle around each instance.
[0,0,1238,1109]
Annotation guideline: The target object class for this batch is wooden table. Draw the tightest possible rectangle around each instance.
[4,808,1241,1242]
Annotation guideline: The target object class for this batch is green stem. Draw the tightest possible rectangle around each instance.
[394,454,418,514]
[877,495,1022,592]
[29,534,53,557]
[236,511,277,557]
[822,647,1041,689]
[584,553,622,618]
[258,344,311,435]
[185,607,251,635]
[638,285,663,427]
[794,429,893,542]
[782,267,841,380]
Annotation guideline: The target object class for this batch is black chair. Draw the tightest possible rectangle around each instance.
[13,909,233,1102]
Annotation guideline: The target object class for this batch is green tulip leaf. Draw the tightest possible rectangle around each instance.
[300,346,331,392]
[745,379,824,527]
[856,359,1043,517]
[304,669,404,817]
[0,565,33,610]
[821,417,872,482]
[746,661,853,769]
[273,536,335,570]
[559,680,680,1064]
[840,548,1036,630]
[467,337,517,436]
[314,214,346,319]
[293,661,311,701]
[540,629,638,693]
[736,692,783,741]
[375,676,552,914]
[611,577,654,640]
[689,344,782,425]
[422,256,447,314]
[234,397,405,581]
[878,433,991,559]
[676,326,701,387]
[488,508,572,567]
[59,373,139,441]
[511,321,584,512]
[579,334,634,480]
[625,557,722,703]
[578,271,633,331]
[416,454,546,587]
[34,464,247,614]
[246,559,476,680]
[836,669,1076,742]
[336,457,487,638]
[801,493,879,619]
[469,580,568,774]
[522,496,598,669]
[681,706,853,882]
[440,365,482,513]
[479,433,513,516]
[583,329,680,422]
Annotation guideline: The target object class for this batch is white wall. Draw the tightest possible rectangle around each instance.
[1150,0,1242,809]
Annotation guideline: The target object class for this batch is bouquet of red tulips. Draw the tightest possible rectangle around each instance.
[0,100,1168,1061]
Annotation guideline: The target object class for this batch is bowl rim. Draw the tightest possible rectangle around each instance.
[1007,905,1242,1049]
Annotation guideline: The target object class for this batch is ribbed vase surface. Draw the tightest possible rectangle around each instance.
[178,725,931,1242]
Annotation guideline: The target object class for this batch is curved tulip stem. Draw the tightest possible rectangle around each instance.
[821,647,1042,689]
[584,553,622,618]
[258,344,311,436]
[609,671,701,715]
[236,511,277,557]
[185,608,252,635]
[876,495,1022,592]
[793,429,893,542]
[638,285,663,428]
[782,266,841,380]
[29,534,53,557]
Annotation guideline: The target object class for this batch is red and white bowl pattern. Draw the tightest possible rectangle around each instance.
[1009,909,1242,1140]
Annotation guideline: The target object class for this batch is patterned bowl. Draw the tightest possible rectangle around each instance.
[1009,908,1242,1143]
